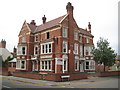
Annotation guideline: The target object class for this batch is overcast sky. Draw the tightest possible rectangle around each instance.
[0,0,119,54]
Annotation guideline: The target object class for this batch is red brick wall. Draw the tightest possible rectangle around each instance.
[96,71,120,77]
[13,72,40,79]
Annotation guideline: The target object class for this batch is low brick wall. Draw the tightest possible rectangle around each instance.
[12,71,40,79]
[12,71,88,81]
[40,72,88,81]
[96,71,120,77]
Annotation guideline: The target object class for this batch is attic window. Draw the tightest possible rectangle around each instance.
[46,32,50,39]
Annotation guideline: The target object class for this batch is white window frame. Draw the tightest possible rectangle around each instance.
[74,31,78,40]
[40,42,53,54]
[80,36,82,43]
[62,27,67,38]
[21,60,26,70]
[34,45,38,56]
[17,46,27,55]
[16,60,26,70]
[75,60,79,71]
[86,38,90,43]
[34,35,38,42]
[62,55,68,72]
[22,36,26,42]
[40,60,52,71]
[63,41,68,53]
[80,45,83,57]
[74,43,78,54]
[85,60,95,70]
[16,60,21,69]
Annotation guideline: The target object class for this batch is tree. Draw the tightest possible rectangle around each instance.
[92,37,116,71]
[2,56,13,67]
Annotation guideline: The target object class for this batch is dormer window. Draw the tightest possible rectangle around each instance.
[46,32,50,39]
[35,36,38,42]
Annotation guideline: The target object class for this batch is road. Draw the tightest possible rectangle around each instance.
[1,75,119,89]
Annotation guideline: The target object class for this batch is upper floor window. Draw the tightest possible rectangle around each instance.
[17,46,27,55]
[80,45,83,57]
[22,36,26,42]
[46,32,50,39]
[41,42,52,54]
[35,35,38,42]
[74,43,78,54]
[63,41,68,53]
[86,38,90,43]
[80,36,82,43]
[74,32,78,40]
[22,46,26,55]
[62,27,67,38]
[34,45,38,55]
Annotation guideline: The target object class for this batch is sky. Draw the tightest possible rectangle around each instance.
[0,0,119,54]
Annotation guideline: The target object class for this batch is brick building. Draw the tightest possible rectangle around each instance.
[15,2,95,80]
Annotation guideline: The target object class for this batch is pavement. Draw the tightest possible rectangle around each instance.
[1,75,119,88]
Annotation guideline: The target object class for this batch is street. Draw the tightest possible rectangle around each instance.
[1,75,119,89]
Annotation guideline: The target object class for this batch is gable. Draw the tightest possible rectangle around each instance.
[18,21,32,37]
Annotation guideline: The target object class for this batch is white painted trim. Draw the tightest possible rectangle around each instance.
[85,60,95,70]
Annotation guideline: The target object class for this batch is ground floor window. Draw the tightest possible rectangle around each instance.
[62,55,68,72]
[75,60,79,71]
[40,60,52,71]
[85,60,95,70]
[16,60,26,70]
[63,59,67,71]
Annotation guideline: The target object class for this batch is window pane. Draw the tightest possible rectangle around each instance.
[49,44,51,53]
[42,61,44,69]
[48,61,51,70]
[42,45,44,53]
[45,61,47,69]
[22,47,25,55]
[62,28,67,37]
[46,32,50,39]
[46,44,48,53]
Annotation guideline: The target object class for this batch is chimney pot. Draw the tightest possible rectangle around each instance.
[30,20,36,25]
[42,15,46,24]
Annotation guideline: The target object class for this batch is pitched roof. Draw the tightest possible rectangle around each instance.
[34,15,66,33]
[27,23,37,33]
[80,28,94,37]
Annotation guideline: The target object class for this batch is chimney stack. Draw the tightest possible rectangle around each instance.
[30,20,36,25]
[88,22,91,33]
[0,39,6,48]
[66,2,74,16]
[42,15,46,24]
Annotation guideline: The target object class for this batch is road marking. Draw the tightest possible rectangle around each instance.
[2,85,11,88]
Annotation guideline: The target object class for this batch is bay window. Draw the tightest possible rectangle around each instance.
[41,42,53,54]
[40,60,52,71]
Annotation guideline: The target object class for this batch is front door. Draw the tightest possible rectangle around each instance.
[80,63,84,72]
